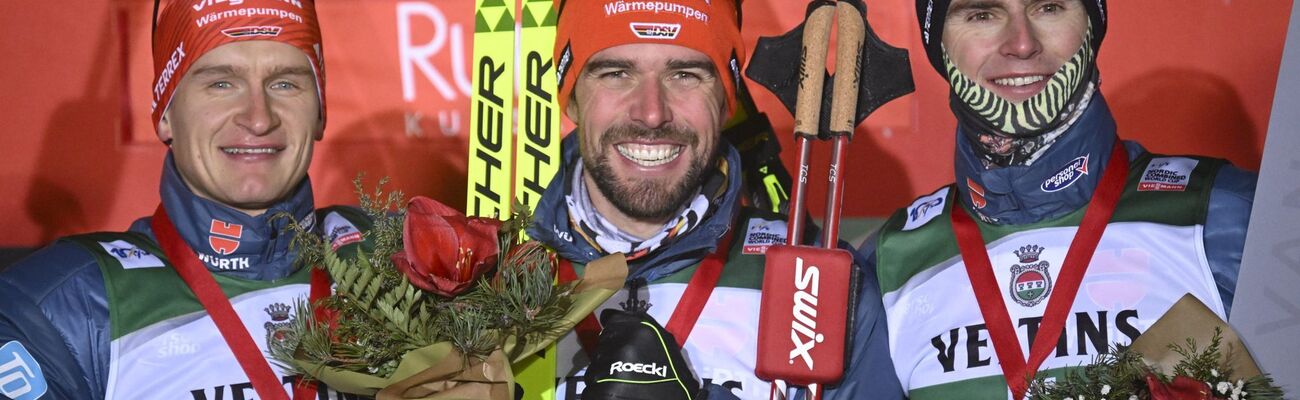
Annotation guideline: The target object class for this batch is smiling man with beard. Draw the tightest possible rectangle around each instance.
[526,1,898,399]
[573,45,723,236]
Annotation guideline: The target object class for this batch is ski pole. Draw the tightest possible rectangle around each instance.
[784,0,836,248]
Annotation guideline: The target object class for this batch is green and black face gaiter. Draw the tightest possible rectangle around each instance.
[946,26,1096,166]
[914,0,1109,167]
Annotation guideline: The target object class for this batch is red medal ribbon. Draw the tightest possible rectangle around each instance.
[950,142,1128,399]
[662,230,732,346]
[561,230,735,353]
[152,205,328,400]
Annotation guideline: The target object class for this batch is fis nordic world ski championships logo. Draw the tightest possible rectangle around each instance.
[1041,155,1090,192]
[630,22,680,39]
[1009,245,1052,307]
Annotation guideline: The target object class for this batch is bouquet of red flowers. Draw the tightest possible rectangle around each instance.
[272,179,626,399]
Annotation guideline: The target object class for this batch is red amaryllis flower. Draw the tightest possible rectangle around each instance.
[392,196,501,297]
[1146,373,1214,400]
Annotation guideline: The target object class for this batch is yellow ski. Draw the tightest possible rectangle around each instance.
[468,0,516,220]
[514,0,561,212]
[511,1,562,398]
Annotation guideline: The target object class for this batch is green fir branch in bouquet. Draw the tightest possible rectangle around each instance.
[268,177,628,398]
[353,175,408,278]
[273,176,427,377]
[1025,343,1149,400]
[1026,328,1283,400]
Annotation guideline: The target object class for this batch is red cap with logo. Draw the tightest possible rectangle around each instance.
[555,0,745,115]
[151,0,325,135]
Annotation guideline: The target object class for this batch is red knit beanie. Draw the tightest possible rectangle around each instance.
[151,0,325,134]
[555,0,745,115]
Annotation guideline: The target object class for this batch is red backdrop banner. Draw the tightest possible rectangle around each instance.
[0,1,1287,247]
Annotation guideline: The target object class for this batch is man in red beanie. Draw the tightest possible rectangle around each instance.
[525,0,898,399]
[0,1,371,398]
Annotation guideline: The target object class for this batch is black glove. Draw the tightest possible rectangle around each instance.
[581,308,701,400]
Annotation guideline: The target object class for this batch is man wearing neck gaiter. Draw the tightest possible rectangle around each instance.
[0,1,370,398]
[832,1,1258,398]
[528,1,900,399]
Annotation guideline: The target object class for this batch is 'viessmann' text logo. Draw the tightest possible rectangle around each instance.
[629,23,680,39]
[604,1,709,23]
[790,257,824,370]
[221,25,282,38]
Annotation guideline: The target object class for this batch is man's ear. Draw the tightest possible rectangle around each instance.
[157,113,174,145]
[313,113,325,141]
[565,93,578,123]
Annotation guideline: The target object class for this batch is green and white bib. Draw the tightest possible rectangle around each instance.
[554,211,787,400]
[877,155,1226,400]
[64,207,369,399]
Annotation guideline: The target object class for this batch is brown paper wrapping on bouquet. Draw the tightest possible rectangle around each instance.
[294,253,628,399]
[377,347,512,400]
[295,341,509,399]
[1130,293,1263,381]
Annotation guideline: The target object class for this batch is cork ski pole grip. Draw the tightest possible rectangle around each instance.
[786,2,837,246]
[828,0,865,138]
[793,4,835,139]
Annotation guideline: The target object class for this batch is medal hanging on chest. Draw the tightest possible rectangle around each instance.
[950,143,1128,399]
